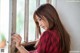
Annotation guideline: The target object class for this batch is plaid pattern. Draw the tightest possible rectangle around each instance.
[29,29,62,53]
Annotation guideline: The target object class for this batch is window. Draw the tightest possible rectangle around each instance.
[29,0,36,42]
[16,0,36,42]
[16,0,25,42]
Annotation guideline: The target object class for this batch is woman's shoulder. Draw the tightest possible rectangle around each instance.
[41,28,59,38]
[41,30,51,36]
[41,29,54,37]
[40,30,51,39]
[43,28,57,34]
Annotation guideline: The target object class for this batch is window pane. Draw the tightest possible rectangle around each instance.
[16,0,25,42]
[29,0,36,42]
[40,0,46,5]
[0,0,9,53]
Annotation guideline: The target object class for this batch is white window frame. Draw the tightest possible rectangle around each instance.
[9,0,17,53]
[24,0,29,43]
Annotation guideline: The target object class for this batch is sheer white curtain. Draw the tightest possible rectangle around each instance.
[0,0,9,53]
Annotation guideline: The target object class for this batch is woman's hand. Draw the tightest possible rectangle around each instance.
[12,34,22,48]
[12,34,29,53]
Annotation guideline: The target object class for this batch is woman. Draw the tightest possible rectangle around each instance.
[12,3,70,53]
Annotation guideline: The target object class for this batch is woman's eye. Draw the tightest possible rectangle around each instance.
[38,18,42,21]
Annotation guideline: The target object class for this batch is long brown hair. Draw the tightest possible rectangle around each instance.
[33,3,70,53]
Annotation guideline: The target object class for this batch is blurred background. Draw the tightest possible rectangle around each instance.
[0,0,80,53]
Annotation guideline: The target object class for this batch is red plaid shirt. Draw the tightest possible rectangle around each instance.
[29,29,62,53]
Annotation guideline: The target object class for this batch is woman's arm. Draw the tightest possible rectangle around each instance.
[16,45,29,53]
[16,42,36,53]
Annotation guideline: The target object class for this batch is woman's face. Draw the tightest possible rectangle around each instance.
[36,15,49,30]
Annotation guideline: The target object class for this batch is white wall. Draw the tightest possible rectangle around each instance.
[55,0,80,51]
